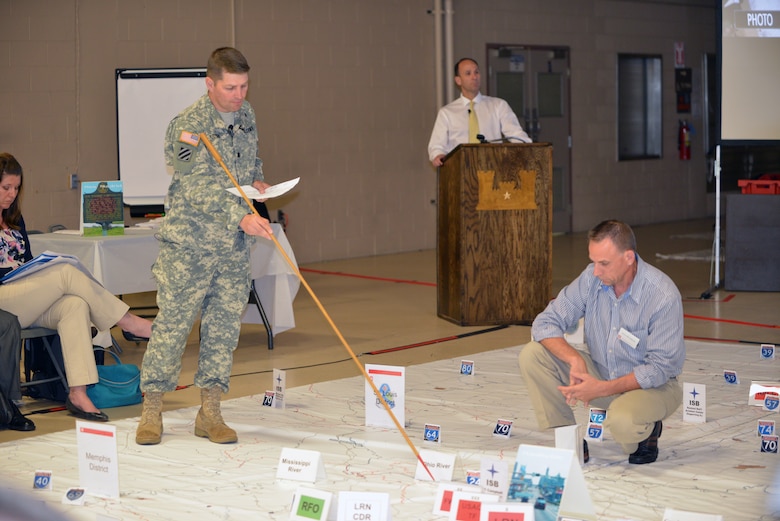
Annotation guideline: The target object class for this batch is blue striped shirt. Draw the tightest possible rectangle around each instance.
[531,254,685,389]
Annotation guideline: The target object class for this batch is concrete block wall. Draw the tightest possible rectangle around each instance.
[0,0,715,262]
[453,0,716,232]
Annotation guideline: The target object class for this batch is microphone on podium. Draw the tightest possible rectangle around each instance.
[476,135,531,144]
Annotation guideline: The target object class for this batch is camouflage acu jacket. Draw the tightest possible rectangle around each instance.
[159,94,264,252]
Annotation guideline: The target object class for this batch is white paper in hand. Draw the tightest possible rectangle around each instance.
[226,177,299,200]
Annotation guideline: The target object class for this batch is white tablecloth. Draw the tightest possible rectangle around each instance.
[28,223,300,336]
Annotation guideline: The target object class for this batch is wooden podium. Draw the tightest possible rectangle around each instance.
[437,143,552,325]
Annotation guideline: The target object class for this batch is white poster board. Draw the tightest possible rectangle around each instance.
[116,68,206,206]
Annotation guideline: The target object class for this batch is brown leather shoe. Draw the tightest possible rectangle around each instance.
[629,421,662,464]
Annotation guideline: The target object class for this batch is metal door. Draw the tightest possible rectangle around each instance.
[486,45,572,233]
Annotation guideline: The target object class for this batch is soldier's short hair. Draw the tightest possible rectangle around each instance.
[207,47,250,81]
[588,220,637,254]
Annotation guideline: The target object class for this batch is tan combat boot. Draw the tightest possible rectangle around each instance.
[135,392,164,445]
[194,387,237,444]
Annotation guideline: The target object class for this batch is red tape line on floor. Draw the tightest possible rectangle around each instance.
[684,314,780,329]
[299,267,436,287]
[365,325,509,355]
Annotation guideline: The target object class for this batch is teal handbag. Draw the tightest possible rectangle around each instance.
[87,348,142,409]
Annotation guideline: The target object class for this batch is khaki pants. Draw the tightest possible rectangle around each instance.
[518,340,682,453]
[0,264,128,387]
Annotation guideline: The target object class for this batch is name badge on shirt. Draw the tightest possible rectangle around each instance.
[617,327,640,349]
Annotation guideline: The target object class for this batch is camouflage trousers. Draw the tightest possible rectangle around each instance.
[140,241,251,393]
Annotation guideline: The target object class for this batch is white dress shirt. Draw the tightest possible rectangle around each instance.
[427,92,531,162]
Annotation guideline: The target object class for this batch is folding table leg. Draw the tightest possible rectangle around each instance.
[249,280,274,350]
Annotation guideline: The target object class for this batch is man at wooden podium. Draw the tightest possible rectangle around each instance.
[427,57,531,167]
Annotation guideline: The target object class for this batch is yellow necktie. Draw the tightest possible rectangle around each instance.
[468,101,480,143]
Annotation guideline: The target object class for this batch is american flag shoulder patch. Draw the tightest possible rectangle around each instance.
[179,131,200,147]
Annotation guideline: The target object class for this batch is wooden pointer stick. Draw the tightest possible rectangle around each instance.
[199,132,435,481]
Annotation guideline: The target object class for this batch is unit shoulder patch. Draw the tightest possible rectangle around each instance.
[172,130,201,172]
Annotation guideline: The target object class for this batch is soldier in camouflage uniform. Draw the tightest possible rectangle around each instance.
[136,47,273,446]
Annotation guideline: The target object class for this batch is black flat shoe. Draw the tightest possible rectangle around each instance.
[7,401,35,431]
[582,439,589,464]
[65,397,109,422]
[629,420,662,464]
[122,330,149,342]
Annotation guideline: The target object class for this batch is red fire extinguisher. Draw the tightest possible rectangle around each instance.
[678,120,691,160]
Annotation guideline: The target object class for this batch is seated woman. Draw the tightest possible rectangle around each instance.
[0,152,153,422]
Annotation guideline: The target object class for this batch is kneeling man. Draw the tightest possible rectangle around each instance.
[519,220,684,464]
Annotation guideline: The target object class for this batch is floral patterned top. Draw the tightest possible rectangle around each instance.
[0,216,34,280]
[0,227,27,272]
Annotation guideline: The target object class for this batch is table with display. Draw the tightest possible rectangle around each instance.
[28,223,299,350]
